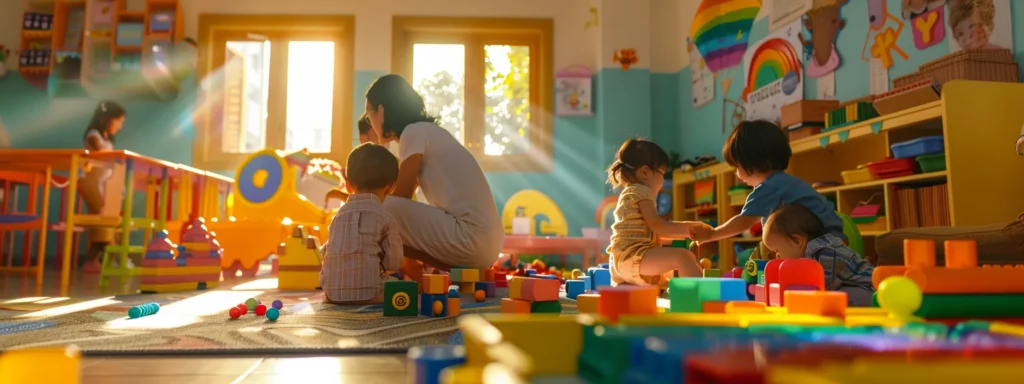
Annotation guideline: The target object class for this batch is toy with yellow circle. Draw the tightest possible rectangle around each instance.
[501,190,568,236]
[205,149,341,277]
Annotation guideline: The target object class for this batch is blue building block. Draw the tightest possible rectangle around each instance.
[588,267,611,289]
[599,263,609,269]
[419,293,447,317]
[525,269,537,276]
[474,281,496,297]
[566,279,586,299]
[580,275,592,291]
[144,251,175,260]
[408,345,466,384]
[535,274,558,280]
[447,288,459,298]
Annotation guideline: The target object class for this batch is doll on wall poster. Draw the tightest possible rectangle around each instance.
[947,0,1012,52]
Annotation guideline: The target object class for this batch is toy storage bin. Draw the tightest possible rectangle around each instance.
[891,136,944,159]
[841,167,877,185]
[728,186,752,205]
[867,158,917,179]
[916,153,946,173]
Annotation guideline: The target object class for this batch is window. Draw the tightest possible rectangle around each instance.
[194,15,354,170]
[392,17,554,172]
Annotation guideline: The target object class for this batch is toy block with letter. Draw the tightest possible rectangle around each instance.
[384,280,418,317]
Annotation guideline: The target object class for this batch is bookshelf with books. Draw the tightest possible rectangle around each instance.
[672,81,1024,270]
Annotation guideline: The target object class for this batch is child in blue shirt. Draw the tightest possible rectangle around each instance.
[762,204,874,306]
[691,120,846,249]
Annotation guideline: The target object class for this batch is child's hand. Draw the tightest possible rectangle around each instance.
[689,223,714,243]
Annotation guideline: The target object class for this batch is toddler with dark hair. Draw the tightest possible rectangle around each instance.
[320,143,403,304]
[762,204,875,306]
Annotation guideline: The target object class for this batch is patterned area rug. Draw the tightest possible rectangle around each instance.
[0,284,579,354]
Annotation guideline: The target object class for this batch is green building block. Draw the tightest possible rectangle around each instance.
[530,300,562,314]
[383,280,418,316]
[757,270,765,285]
[916,294,1024,318]
[668,278,720,313]
[702,268,722,278]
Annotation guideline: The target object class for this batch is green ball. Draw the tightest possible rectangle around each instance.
[245,298,260,310]
[266,307,280,321]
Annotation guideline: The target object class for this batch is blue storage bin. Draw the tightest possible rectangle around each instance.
[891,136,944,159]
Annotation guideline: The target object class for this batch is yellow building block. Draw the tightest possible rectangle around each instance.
[457,315,502,368]
[618,313,744,327]
[576,293,599,313]
[451,268,480,283]
[0,346,81,384]
[739,313,843,327]
[989,322,1024,338]
[440,366,484,384]
[423,274,448,295]
[278,227,323,290]
[509,277,527,299]
[482,314,583,376]
[460,282,476,294]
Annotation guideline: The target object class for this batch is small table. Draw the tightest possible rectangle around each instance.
[501,235,603,271]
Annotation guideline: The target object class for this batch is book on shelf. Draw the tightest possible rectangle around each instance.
[893,183,950,229]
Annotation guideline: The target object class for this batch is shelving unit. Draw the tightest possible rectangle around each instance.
[17,0,56,89]
[672,81,1024,271]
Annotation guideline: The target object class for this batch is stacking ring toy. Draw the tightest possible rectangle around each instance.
[236,150,288,205]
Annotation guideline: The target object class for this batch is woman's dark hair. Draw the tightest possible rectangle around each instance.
[83,100,126,145]
[766,204,826,241]
[357,112,372,135]
[606,138,670,188]
[723,120,791,174]
[365,74,437,140]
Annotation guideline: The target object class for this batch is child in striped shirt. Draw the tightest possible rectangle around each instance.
[762,204,875,306]
[320,143,403,304]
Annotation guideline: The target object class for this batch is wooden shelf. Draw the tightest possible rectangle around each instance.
[117,11,145,19]
[22,30,53,39]
[815,171,948,194]
[790,101,944,154]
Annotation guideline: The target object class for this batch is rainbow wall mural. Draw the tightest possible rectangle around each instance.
[742,21,805,122]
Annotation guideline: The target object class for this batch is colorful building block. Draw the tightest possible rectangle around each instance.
[408,344,466,384]
[277,225,323,291]
[451,268,480,283]
[447,297,461,317]
[668,278,748,313]
[139,227,222,293]
[494,272,508,288]
[474,281,496,298]
[531,300,562,314]
[459,282,476,294]
[423,274,450,295]
[0,346,81,384]
[580,275,592,291]
[509,276,527,299]
[576,293,599,313]
[421,293,448,317]
[483,268,495,282]
[485,315,584,375]
[785,291,848,317]
[588,267,611,289]
[384,280,419,316]
[703,268,722,278]
[521,278,559,302]
[500,298,531,314]
[566,279,586,299]
[525,269,537,276]
[597,285,659,322]
[765,259,825,306]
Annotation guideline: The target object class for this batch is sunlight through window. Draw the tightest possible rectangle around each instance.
[286,41,335,153]
[17,297,120,318]
[412,44,465,143]
[484,45,531,156]
[221,41,270,154]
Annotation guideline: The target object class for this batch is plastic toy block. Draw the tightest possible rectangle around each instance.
[766,259,824,306]
[500,298,531,314]
[456,315,500,368]
[566,279,586,299]
[139,230,222,293]
[530,300,562,314]
[423,274,450,295]
[278,226,324,291]
[905,266,1024,293]
[903,239,937,267]
[384,280,419,316]
[872,266,908,289]
[944,240,978,268]
[525,269,536,276]
[474,281,495,298]
[753,284,767,302]
[459,282,476,294]
[521,278,559,302]
[588,267,611,288]
[580,275,592,291]
[508,277,527,299]
[703,268,722,278]
[0,346,81,384]
[598,285,659,322]
[576,293,599,313]
[408,345,466,384]
[494,272,508,287]
[702,301,728,313]
[725,301,767,314]
[785,291,848,317]
[451,268,480,283]
[484,315,583,375]
[421,293,449,317]
[742,259,768,283]
[483,269,495,282]
[915,294,1024,318]
[534,274,558,280]
[448,288,459,298]
[667,278,748,313]
[447,297,461,317]
[439,366,485,384]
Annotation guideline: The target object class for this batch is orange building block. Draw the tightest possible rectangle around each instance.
[904,267,1024,293]
[597,285,658,322]
[702,301,729,313]
[785,291,848,317]
[423,274,450,295]
[500,298,531,314]
[521,278,560,302]
[872,266,908,289]
[576,293,599,313]
[448,297,461,316]
[460,282,476,294]
[725,301,767,314]
[483,269,495,282]
[509,277,527,299]
[944,240,978,269]
[904,239,937,268]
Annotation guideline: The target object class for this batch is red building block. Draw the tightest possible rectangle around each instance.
[597,285,659,322]
[500,298,531,314]
[765,259,824,306]
[494,272,508,287]
[521,278,560,302]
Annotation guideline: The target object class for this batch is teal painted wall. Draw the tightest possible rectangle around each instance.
[674,1,1024,159]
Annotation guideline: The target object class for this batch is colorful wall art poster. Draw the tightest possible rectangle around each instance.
[554,66,593,116]
[768,0,812,31]
[947,0,1013,52]
[687,37,715,108]
[800,0,848,78]
[742,20,804,123]
[863,0,908,69]
[911,5,947,50]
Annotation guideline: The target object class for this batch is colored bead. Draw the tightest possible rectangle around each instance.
[229,307,242,319]
[255,304,268,316]
[271,300,284,310]
[266,307,280,321]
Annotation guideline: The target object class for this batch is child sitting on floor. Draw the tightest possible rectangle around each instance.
[605,138,710,286]
[320,143,403,304]
[762,204,875,306]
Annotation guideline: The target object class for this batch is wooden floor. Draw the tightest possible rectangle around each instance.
[1,268,410,383]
